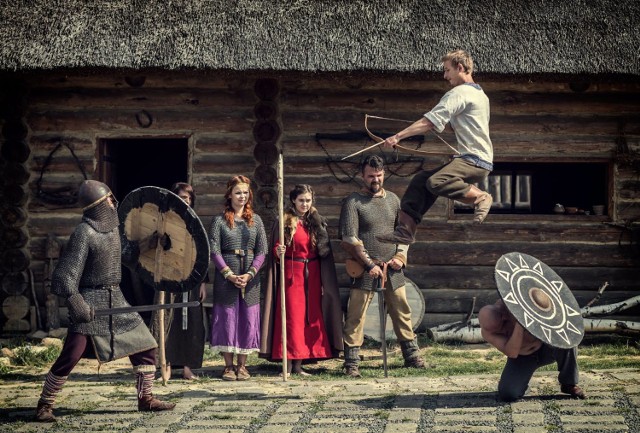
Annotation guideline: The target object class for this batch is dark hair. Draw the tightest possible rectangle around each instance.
[361,155,385,174]
[289,184,314,206]
[170,182,195,208]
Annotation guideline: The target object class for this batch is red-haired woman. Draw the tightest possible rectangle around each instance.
[208,176,267,381]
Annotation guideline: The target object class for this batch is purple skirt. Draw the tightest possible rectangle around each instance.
[210,295,260,354]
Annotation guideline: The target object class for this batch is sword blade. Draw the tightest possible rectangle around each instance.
[94,301,200,317]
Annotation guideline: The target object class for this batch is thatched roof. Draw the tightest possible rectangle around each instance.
[1,0,638,75]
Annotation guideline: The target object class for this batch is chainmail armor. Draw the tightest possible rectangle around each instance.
[82,199,119,233]
[52,202,144,336]
[339,190,405,291]
[209,214,267,306]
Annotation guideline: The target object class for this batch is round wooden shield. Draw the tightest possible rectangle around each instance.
[494,252,584,349]
[118,186,210,293]
[364,279,425,342]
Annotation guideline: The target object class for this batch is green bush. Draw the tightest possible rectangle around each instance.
[12,345,61,367]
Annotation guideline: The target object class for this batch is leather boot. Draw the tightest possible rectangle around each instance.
[343,346,361,378]
[461,185,493,224]
[35,371,67,422]
[400,339,426,368]
[377,210,418,244]
[138,395,177,412]
[35,399,56,422]
[136,370,176,412]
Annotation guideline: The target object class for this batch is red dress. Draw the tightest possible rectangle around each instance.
[271,222,333,360]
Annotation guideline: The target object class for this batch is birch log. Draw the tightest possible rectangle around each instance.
[428,295,640,343]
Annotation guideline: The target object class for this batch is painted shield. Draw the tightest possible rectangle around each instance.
[118,186,210,293]
[494,252,584,349]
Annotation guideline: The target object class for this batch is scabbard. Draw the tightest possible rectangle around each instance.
[375,277,388,378]
[94,301,200,317]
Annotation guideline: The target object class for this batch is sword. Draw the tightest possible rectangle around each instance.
[94,301,200,317]
[374,276,388,378]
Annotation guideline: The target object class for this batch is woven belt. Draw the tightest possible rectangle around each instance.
[80,284,119,291]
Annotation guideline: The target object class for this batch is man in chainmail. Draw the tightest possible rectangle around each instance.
[339,155,426,377]
[35,180,175,422]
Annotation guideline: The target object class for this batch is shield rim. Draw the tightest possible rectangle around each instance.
[494,252,585,349]
[118,186,210,293]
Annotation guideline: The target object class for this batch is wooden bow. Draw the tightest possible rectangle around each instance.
[340,115,460,160]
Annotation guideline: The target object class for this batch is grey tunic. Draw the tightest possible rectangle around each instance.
[339,190,406,291]
[208,214,267,307]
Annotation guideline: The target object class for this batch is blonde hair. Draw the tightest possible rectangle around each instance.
[442,50,474,74]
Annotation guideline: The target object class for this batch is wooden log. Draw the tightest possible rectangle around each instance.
[254,101,278,120]
[1,248,31,273]
[28,87,256,110]
[0,139,31,163]
[1,227,29,248]
[2,184,29,206]
[402,241,638,267]
[2,162,30,184]
[2,295,30,320]
[27,108,255,134]
[0,206,28,227]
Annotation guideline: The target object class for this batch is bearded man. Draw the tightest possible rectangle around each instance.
[339,155,426,377]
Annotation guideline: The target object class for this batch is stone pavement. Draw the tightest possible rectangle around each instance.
[0,362,638,433]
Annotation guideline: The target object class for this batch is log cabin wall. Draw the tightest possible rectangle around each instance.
[1,70,639,334]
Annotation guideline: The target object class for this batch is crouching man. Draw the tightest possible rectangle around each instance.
[478,300,585,402]
[35,180,175,422]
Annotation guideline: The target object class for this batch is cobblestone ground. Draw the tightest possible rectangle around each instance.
[1,361,638,433]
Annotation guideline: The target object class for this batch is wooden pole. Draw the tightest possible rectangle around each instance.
[277,153,288,381]
[158,291,168,385]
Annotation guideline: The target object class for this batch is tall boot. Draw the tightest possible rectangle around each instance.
[461,185,493,224]
[377,210,418,244]
[35,371,67,422]
[343,345,361,378]
[135,366,176,412]
[400,339,426,368]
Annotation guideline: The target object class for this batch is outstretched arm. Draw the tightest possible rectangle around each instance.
[383,118,434,148]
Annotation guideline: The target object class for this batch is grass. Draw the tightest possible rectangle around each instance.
[0,335,638,380]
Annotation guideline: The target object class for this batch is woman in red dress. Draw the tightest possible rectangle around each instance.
[260,184,343,375]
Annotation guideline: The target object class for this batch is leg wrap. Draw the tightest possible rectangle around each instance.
[343,345,360,367]
[400,339,420,361]
[135,371,154,399]
[39,371,67,405]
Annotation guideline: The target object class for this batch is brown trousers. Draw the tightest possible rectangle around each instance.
[343,285,415,347]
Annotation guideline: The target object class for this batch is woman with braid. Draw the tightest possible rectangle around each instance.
[208,175,267,381]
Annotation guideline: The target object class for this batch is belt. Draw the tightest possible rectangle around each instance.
[80,284,119,291]
[284,256,319,325]
[222,249,254,256]
[284,256,319,263]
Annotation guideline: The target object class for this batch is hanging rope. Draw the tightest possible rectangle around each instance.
[36,140,88,205]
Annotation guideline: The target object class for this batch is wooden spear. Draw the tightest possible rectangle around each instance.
[277,153,288,381]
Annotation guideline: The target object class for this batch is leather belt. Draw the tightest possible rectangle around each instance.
[222,249,254,256]
[284,255,319,325]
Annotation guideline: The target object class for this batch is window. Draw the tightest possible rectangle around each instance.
[454,162,609,216]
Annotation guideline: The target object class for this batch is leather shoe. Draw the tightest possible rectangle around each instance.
[35,400,55,422]
[344,365,361,378]
[561,384,586,399]
[138,395,176,411]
